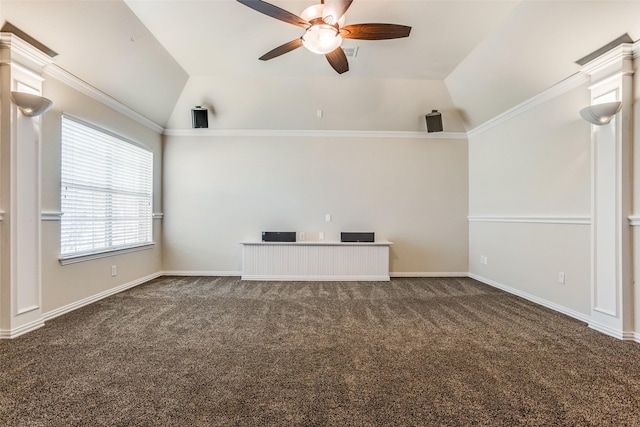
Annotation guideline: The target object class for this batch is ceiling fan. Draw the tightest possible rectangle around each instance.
[236,0,411,74]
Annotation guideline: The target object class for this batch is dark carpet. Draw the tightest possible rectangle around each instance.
[1,276,640,426]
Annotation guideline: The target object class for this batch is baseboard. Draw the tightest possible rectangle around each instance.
[160,270,242,277]
[241,275,390,281]
[391,272,469,278]
[42,271,164,322]
[468,273,592,325]
[587,320,638,341]
[0,317,45,339]
[162,271,467,279]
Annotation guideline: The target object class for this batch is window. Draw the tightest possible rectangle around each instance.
[60,115,153,261]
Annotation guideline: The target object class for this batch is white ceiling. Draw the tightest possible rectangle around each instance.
[123,0,519,80]
[1,0,639,131]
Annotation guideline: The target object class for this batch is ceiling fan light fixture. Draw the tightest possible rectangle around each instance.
[301,4,345,27]
[302,24,342,54]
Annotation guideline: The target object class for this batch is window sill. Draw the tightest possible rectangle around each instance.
[59,243,156,265]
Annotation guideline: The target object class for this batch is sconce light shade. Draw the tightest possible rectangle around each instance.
[11,91,53,117]
[579,101,622,126]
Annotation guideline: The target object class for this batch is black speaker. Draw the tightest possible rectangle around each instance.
[425,110,443,133]
[262,231,296,242]
[192,106,208,128]
[341,232,375,243]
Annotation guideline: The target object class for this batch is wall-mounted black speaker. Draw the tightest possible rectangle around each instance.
[192,106,208,128]
[341,232,375,243]
[425,110,443,133]
[262,231,296,242]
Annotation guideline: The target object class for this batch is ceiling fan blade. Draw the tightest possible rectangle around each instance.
[341,23,412,40]
[236,0,309,28]
[259,39,303,61]
[322,0,353,25]
[325,47,349,74]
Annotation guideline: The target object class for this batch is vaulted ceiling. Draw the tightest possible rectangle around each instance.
[1,0,639,131]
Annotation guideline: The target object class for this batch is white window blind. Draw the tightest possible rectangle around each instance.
[61,115,153,259]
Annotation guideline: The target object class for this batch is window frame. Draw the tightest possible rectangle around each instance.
[59,114,155,265]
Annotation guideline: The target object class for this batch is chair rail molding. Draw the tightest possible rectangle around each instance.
[467,215,591,225]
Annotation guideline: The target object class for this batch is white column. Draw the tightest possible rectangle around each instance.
[0,34,53,338]
[583,44,634,339]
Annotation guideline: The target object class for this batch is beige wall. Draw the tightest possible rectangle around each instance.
[40,77,163,313]
[166,76,467,133]
[162,135,469,275]
[468,83,592,316]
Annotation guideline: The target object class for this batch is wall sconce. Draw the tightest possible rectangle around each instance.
[579,101,622,126]
[10,91,53,117]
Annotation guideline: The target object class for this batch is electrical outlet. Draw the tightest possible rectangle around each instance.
[319,231,324,240]
[480,255,488,265]
[325,214,331,222]
[111,265,117,277]
[558,272,565,285]
[299,232,305,241]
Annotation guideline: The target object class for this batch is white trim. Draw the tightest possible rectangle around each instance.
[152,212,164,220]
[0,33,54,69]
[59,243,156,265]
[0,317,45,339]
[390,272,469,278]
[164,128,467,140]
[43,64,164,134]
[241,274,390,281]
[41,211,63,221]
[16,304,40,315]
[468,273,592,324]
[467,216,591,225]
[588,320,637,341]
[160,270,241,277]
[628,215,640,226]
[161,271,467,279]
[10,61,45,82]
[42,272,163,321]
[580,43,635,79]
[467,72,591,138]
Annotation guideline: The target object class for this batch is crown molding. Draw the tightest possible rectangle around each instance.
[0,33,54,70]
[467,72,591,139]
[467,40,640,139]
[43,64,164,134]
[163,128,467,139]
[580,42,635,78]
